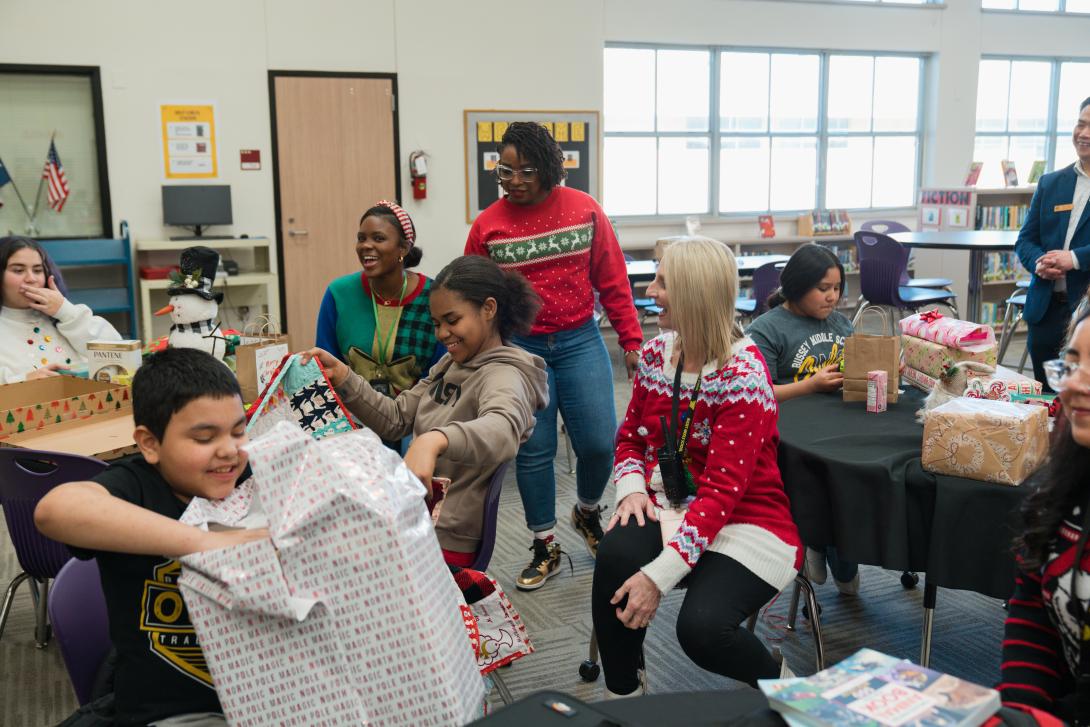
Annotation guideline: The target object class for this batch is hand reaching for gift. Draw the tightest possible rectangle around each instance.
[299,347,350,387]
[808,364,845,393]
[194,527,270,554]
[404,431,449,489]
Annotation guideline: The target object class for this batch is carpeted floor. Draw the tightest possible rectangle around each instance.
[0,324,1029,725]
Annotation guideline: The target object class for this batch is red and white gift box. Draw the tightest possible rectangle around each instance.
[899,309,996,351]
[179,423,485,727]
[963,365,1043,401]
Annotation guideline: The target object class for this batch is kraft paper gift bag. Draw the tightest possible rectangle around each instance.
[921,397,1048,486]
[843,334,900,404]
[234,334,289,403]
[178,422,485,726]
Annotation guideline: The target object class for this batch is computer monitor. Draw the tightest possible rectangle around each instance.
[162,185,232,238]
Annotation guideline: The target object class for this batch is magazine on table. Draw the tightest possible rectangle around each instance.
[758,648,999,726]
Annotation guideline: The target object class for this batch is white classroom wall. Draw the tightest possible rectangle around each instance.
[2,0,1090,291]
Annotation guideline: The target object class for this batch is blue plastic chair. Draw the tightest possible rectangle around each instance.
[0,449,107,647]
[859,220,954,290]
[737,261,784,321]
[49,557,111,706]
[852,231,959,333]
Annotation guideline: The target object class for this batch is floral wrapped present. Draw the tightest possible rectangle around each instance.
[902,366,938,392]
[899,309,996,351]
[901,335,997,380]
[179,423,485,726]
[921,398,1048,486]
[963,365,1043,402]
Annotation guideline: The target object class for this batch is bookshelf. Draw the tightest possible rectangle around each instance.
[918,187,1033,330]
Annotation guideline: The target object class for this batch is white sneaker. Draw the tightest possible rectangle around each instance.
[835,571,861,596]
[603,668,647,699]
[804,547,828,585]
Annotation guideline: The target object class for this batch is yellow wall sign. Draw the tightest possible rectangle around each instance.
[161,104,217,179]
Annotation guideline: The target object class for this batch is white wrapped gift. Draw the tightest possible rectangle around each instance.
[178,422,485,726]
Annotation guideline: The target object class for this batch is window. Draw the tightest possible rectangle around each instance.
[603,46,923,217]
[982,0,1090,11]
[0,66,111,238]
[974,59,1090,187]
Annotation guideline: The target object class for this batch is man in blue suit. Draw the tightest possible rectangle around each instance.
[1015,97,1090,389]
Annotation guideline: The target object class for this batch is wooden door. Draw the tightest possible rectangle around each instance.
[272,75,397,349]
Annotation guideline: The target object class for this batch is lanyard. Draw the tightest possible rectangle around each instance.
[369,272,408,367]
[669,354,703,456]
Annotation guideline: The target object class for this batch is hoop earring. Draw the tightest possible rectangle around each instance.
[399,256,405,262]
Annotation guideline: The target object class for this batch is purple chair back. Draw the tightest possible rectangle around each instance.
[469,460,511,572]
[49,557,110,706]
[854,231,911,309]
[859,220,910,235]
[750,262,783,317]
[0,449,107,578]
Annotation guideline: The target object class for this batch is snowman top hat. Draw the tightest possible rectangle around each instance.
[167,246,223,303]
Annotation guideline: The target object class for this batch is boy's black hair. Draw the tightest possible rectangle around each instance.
[133,348,242,440]
[497,121,567,191]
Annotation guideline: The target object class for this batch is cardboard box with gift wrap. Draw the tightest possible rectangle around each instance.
[902,366,938,393]
[901,335,997,380]
[921,398,1048,486]
[178,422,485,726]
[0,376,130,436]
[899,310,996,351]
[963,365,1043,401]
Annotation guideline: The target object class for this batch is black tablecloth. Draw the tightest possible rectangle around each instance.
[777,389,1028,599]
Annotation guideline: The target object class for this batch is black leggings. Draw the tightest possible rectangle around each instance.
[591,519,781,694]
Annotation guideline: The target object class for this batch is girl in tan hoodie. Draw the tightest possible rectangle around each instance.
[303,256,549,565]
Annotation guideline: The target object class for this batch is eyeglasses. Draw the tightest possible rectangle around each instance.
[1043,358,1089,390]
[494,164,538,182]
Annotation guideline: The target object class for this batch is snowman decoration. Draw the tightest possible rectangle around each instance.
[155,246,229,360]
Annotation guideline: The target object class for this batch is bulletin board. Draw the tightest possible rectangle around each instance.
[464,110,599,223]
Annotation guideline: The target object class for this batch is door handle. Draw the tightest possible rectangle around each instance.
[288,229,309,237]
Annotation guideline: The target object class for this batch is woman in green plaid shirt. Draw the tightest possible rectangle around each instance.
[315,202,442,446]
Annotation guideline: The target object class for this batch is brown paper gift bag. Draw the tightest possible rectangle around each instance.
[843,309,900,404]
[236,316,290,403]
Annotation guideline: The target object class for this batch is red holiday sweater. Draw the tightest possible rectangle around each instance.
[999,509,1090,719]
[613,333,802,593]
[465,186,643,352]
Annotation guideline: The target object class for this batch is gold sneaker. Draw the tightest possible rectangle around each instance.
[571,504,605,558]
[516,539,562,591]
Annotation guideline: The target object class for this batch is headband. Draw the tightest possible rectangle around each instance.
[374,200,415,245]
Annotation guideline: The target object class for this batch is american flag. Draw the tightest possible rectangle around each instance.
[42,140,70,212]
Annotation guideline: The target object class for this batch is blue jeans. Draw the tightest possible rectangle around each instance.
[512,319,618,532]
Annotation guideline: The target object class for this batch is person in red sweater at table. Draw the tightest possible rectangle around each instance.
[592,237,802,698]
[465,121,642,591]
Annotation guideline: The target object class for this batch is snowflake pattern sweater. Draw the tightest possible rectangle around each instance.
[465,186,642,352]
[1000,505,1090,717]
[613,333,802,594]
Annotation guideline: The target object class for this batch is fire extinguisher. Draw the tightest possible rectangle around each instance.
[409,150,428,200]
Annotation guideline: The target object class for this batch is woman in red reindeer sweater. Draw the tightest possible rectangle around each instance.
[592,237,802,698]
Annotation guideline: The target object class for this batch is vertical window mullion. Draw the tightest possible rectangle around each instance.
[709,48,721,217]
[817,53,830,211]
[869,56,878,208]
[766,53,773,212]
[653,50,660,215]
[1045,60,1060,171]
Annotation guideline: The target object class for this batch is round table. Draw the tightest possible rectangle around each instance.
[890,230,1019,325]
[776,388,1029,665]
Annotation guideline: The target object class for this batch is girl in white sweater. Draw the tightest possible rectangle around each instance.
[0,236,121,384]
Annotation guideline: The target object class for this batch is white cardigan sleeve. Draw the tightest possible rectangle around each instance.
[54,300,122,356]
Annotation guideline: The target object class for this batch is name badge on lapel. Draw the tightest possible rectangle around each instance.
[1055,203,1075,213]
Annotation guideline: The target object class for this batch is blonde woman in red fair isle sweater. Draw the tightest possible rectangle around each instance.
[465,122,642,592]
[592,237,802,698]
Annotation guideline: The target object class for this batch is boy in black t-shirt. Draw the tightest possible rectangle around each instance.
[36,348,268,726]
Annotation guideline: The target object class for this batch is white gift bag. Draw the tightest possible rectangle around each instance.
[179,422,485,726]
